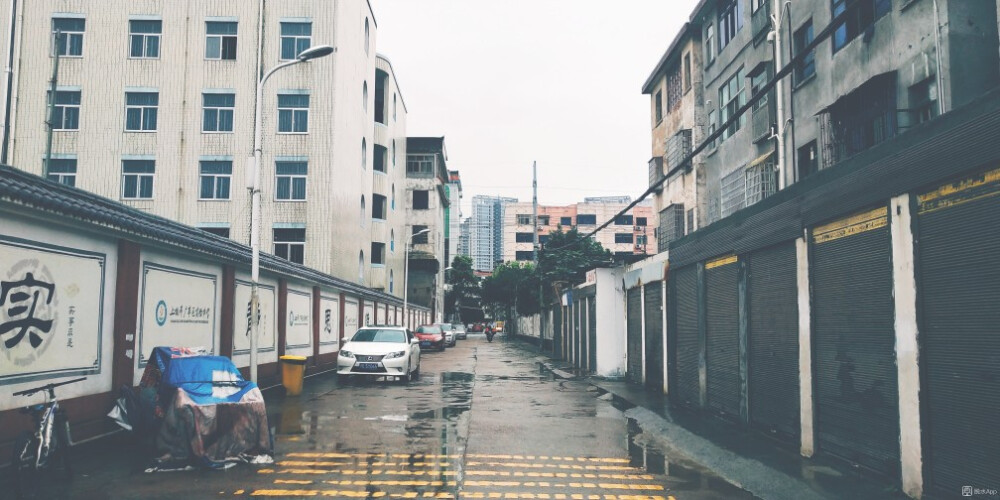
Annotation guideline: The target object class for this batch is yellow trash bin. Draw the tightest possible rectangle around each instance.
[279,355,307,396]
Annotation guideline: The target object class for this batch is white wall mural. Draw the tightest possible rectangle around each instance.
[0,237,105,383]
[319,294,340,350]
[233,280,277,354]
[138,263,217,366]
[285,288,312,349]
[344,299,359,338]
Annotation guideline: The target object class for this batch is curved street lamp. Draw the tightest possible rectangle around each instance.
[248,45,333,383]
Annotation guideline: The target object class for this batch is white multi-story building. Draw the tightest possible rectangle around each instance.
[444,170,462,268]
[468,194,518,272]
[0,0,408,295]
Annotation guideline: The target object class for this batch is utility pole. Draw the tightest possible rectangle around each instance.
[43,30,61,178]
[770,0,787,190]
[533,161,543,350]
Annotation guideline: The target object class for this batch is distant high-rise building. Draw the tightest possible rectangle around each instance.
[469,195,517,272]
[458,216,471,260]
[583,196,633,204]
[445,171,462,267]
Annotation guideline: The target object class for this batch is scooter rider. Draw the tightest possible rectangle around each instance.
[485,324,495,342]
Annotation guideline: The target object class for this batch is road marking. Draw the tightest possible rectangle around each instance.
[463,471,653,480]
[466,462,638,471]
[274,479,313,485]
[278,460,452,468]
[320,479,456,487]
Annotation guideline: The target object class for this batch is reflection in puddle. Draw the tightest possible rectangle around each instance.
[625,416,755,498]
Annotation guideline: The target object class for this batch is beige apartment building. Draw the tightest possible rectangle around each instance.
[501,198,655,263]
[0,0,408,295]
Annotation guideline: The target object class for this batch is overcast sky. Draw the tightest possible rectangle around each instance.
[374,0,699,213]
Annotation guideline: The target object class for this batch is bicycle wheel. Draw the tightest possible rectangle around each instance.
[12,431,39,499]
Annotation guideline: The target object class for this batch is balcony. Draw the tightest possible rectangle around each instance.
[752,98,774,143]
[648,157,664,192]
[819,73,899,169]
[751,1,771,45]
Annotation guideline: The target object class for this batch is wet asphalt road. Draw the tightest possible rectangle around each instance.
[7,334,754,499]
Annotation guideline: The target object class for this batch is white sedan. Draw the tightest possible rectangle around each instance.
[337,326,421,383]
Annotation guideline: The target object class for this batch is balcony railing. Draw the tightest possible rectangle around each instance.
[648,157,664,192]
[751,98,774,143]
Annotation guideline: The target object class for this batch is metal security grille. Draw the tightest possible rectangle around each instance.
[811,207,899,477]
[746,161,777,206]
[916,168,1000,495]
[748,242,800,442]
[626,288,644,384]
[666,129,693,169]
[672,266,700,408]
[658,204,685,250]
[588,296,597,372]
[721,167,747,218]
[644,282,664,393]
[705,256,740,419]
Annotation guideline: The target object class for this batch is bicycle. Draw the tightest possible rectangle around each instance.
[11,377,85,499]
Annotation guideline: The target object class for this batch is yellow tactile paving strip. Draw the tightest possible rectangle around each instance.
[231,453,676,499]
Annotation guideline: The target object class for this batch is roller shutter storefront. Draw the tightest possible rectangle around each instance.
[552,304,562,358]
[576,299,584,367]
[811,207,899,476]
[626,288,643,384]
[644,282,664,392]
[672,265,699,408]
[916,168,1000,495]
[705,255,740,419]
[588,296,597,372]
[748,242,799,442]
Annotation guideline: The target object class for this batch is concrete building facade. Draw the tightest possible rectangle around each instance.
[404,137,449,322]
[0,0,408,296]
[501,199,655,263]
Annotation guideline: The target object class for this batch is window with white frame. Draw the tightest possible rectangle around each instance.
[704,23,715,64]
[199,160,232,200]
[202,93,235,132]
[46,158,76,186]
[52,17,85,57]
[280,22,311,60]
[125,91,158,131]
[205,21,238,60]
[719,67,746,141]
[50,90,80,130]
[372,194,387,220]
[129,20,161,58]
[276,161,307,200]
[277,93,309,133]
[273,228,305,264]
[122,159,155,199]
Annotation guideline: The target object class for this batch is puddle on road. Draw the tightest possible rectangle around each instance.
[624,416,756,498]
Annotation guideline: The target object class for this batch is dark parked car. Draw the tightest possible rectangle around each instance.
[414,325,445,352]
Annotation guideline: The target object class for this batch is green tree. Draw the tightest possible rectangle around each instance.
[536,228,613,301]
[444,255,481,323]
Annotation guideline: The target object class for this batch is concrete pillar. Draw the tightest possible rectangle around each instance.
[661,278,669,395]
[639,285,647,384]
[796,235,815,458]
[890,194,923,499]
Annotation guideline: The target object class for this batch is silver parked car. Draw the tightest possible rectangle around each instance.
[453,324,468,340]
[434,322,457,347]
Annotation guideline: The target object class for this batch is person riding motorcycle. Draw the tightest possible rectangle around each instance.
[485,324,495,342]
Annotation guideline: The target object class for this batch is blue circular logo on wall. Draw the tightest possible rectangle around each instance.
[155,300,168,326]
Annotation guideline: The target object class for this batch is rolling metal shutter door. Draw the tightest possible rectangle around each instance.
[576,299,584,367]
[916,169,1000,495]
[644,282,664,392]
[748,242,800,441]
[588,297,597,372]
[705,256,740,419]
[811,207,899,476]
[673,266,699,408]
[626,288,643,384]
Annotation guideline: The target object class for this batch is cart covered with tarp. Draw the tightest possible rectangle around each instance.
[111,346,273,471]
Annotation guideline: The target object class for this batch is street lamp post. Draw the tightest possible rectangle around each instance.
[403,228,431,330]
[248,45,333,384]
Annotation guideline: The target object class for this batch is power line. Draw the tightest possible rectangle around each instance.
[545,0,864,254]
